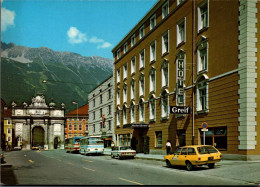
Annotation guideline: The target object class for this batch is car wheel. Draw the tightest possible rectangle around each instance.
[186,161,193,171]
[166,160,172,168]
[208,163,215,169]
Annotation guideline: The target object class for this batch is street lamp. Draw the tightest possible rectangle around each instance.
[72,102,79,136]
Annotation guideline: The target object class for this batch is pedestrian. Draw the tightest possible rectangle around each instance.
[166,140,172,155]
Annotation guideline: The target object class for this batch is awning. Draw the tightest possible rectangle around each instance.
[123,123,149,129]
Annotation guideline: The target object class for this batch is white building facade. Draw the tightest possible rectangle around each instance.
[88,75,115,147]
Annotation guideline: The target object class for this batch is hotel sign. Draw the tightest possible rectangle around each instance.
[170,106,191,114]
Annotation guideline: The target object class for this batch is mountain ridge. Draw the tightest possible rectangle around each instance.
[1,42,113,112]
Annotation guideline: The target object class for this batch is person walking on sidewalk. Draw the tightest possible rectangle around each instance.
[166,140,172,155]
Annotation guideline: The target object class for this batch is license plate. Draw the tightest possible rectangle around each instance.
[208,157,213,161]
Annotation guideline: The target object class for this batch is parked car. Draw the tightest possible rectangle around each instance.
[32,145,39,150]
[164,145,222,171]
[0,148,4,163]
[111,146,136,159]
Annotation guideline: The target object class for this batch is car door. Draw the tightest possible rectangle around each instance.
[170,148,182,166]
[177,148,188,166]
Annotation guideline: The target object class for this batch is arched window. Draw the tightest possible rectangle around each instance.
[130,101,135,123]
[149,67,156,92]
[149,94,156,121]
[195,74,209,113]
[139,98,145,122]
[139,73,145,97]
[123,84,127,104]
[130,79,135,100]
[161,59,169,88]
[123,105,127,125]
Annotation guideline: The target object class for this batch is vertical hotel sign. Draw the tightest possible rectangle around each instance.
[177,56,184,105]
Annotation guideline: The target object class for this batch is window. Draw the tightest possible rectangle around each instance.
[93,124,95,133]
[117,49,121,59]
[177,18,185,45]
[150,41,156,62]
[123,84,127,103]
[124,42,128,54]
[100,122,102,130]
[130,105,135,123]
[74,124,77,131]
[117,88,120,105]
[139,25,145,39]
[149,98,155,121]
[69,125,72,131]
[93,111,95,120]
[7,119,11,124]
[93,98,95,107]
[8,137,11,142]
[198,46,207,72]
[130,79,135,100]
[198,0,209,32]
[161,60,169,88]
[131,34,135,47]
[155,131,162,148]
[139,100,145,122]
[108,105,111,115]
[162,1,169,19]
[79,125,82,131]
[177,0,185,5]
[131,57,136,75]
[108,120,111,130]
[117,68,120,83]
[116,111,120,126]
[196,75,208,112]
[150,14,156,30]
[123,107,127,125]
[200,127,227,150]
[108,89,111,99]
[161,90,169,118]
[100,108,102,117]
[149,68,156,92]
[85,125,88,131]
[100,94,102,104]
[162,31,169,55]
[139,74,145,97]
[7,128,11,134]
[123,63,127,79]
[139,49,145,69]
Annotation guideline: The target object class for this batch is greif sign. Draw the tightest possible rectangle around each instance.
[170,106,191,114]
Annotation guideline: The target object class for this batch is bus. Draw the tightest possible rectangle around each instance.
[65,136,85,153]
[79,136,104,155]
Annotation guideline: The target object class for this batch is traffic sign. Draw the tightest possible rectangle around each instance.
[201,122,208,129]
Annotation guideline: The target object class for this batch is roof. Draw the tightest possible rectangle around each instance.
[4,108,12,118]
[66,104,89,116]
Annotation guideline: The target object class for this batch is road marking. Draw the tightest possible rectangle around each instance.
[28,160,34,164]
[118,177,143,185]
[83,167,95,172]
[83,159,93,163]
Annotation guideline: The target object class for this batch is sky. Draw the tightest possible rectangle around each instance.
[1,0,157,59]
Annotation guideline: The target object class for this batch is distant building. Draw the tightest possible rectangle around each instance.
[112,0,260,160]
[11,95,66,150]
[65,104,89,138]
[4,108,13,149]
[1,99,6,150]
[88,75,114,147]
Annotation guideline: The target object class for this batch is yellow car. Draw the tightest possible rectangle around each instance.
[164,145,222,171]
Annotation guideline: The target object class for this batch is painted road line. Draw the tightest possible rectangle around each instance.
[83,167,95,172]
[118,177,143,185]
[28,160,34,164]
[83,159,93,163]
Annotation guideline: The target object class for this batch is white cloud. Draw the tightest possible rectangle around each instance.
[90,37,104,44]
[98,42,112,49]
[1,7,16,31]
[67,27,87,44]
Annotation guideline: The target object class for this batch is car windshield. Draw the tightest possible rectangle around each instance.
[197,146,218,154]
[120,146,132,150]
[89,140,103,145]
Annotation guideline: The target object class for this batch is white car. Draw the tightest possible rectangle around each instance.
[111,146,136,159]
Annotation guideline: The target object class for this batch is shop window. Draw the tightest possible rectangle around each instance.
[200,127,227,150]
[155,131,162,148]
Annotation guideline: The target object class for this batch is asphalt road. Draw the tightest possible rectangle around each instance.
[1,149,259,185]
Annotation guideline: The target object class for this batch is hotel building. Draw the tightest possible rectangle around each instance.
[112,0,260,160]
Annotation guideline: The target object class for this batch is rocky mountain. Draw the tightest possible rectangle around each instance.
[1,42,113,112]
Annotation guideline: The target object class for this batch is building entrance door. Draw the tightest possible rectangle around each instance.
[32,126,45,147]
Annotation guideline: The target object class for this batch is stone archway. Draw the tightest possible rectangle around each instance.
[32,126,45,147]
